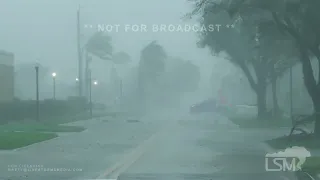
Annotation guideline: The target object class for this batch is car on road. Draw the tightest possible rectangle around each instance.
[189,98,217,113]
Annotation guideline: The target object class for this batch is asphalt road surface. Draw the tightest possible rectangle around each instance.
[97,113,297,180]
[0,112,299,180]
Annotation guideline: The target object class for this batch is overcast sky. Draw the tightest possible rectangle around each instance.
[0,0,215,84]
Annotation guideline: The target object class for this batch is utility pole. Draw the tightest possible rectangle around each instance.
[120,79,123,98]
[88,69,92,117]
[77,6,83,97]
[35,66,39,122]
[290,66,293,123]
[53,77,56,100]
[85,52,92,101]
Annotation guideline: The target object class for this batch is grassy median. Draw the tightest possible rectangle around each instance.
[303,156,320,173]
[266,134,320,149]
[266,133,320,173]
[0,122,85,133]
[0,111,115,150]
[0,132,58,150]
[0,116,87,150]
[0,122,83,150]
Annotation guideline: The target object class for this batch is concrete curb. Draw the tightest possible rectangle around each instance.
[60,117,102,126]
[12,136,62,152]
[9,118,103,152]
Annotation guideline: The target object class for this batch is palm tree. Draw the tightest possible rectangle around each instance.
[138,41,167,112]
[84,32,132,100]
[85,31,113,60]
[139,41,167,82]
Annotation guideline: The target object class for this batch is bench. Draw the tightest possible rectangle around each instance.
[289,113,316,137]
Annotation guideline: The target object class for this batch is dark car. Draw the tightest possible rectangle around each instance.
[190,98,217,113]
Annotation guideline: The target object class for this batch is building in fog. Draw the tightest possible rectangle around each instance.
[0,50,14,102]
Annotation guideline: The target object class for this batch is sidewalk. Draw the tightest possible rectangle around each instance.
[196,114,299,179]
[0,115,164,180]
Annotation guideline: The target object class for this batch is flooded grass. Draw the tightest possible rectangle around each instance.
[229,117,292,128]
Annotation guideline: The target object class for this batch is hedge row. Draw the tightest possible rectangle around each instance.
[0,96,88,124]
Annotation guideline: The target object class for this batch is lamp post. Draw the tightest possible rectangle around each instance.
[88,70,92,117]
[290,66,293,124]
[88,70,98,118]
[52,72,56,100]
[75,78,79,95]
[120,79,123,98]
[91,80,98,117]
[35,65,39,122]
[88,69,98,118]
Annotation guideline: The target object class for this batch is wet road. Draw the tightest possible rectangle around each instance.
[99,113,296,180]
[0,115,165,180]
[0,112,298,180]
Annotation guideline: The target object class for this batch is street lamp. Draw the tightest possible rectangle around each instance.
[75,78,79,95]
[52,72,56,100]
[90,79,98,117]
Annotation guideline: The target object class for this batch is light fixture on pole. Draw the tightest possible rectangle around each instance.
[88,70,92,117]
[89,79,98,117]
[52,72,56,100]
[75,78,79,95]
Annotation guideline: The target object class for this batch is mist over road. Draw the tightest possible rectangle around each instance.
[98,112,294,180]
[0,111,294,180]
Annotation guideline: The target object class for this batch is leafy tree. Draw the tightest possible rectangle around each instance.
[255,20,299,116]
[188,2,271,118]
[188,0,299,119]
[213,0,320,135]
[138,41,167,112]
[138,41,167,90]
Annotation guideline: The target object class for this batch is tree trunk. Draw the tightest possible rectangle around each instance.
[314,102,320,137]
[271,76,280,117]
[253,60,268,119]
[238,61,268,119]
[299,46,320,137]
[257,84,267,119]
[273,15,320,136]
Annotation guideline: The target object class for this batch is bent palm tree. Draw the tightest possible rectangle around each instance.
[85,31,113,60]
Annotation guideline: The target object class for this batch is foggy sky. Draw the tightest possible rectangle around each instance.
[0,0,214,90]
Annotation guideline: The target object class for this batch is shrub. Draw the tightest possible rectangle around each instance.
[0,96,87,124]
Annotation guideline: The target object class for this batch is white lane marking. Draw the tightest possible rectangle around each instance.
[96,122,173,179]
